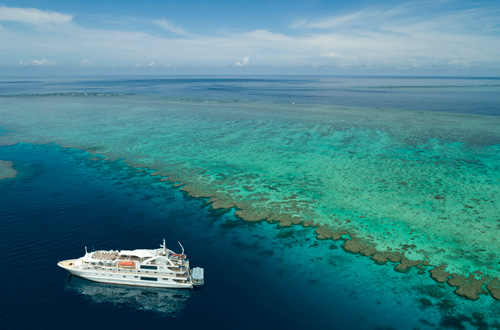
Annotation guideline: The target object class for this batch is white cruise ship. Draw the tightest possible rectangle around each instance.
[58,240,204,289]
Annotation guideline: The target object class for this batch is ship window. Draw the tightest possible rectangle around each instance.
[140,277,157,282]
[140,265,157,270]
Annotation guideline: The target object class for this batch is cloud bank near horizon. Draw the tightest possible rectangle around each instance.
[0,2,499,75]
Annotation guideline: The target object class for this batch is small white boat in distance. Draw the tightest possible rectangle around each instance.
[58,239,204,289]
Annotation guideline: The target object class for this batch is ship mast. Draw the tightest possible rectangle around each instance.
[162,238,167,255]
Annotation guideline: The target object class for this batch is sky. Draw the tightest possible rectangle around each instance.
[1,0,500,76]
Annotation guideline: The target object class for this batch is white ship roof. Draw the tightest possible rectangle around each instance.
[119,249,154,259]
[192,267,204,279]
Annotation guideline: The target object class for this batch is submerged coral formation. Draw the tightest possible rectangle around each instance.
[1,94,499,301]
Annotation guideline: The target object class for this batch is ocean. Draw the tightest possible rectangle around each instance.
[0,76,499,329]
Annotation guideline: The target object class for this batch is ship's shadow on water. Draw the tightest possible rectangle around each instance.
[65,275,193,317]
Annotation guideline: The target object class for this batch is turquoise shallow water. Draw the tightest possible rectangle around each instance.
[1,76,500,328]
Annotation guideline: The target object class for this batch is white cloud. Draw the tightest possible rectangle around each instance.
[286,3,500,67]
[236,55,250,66]
[289,19,307,30]
[80,59,92,66]
[19,58,57,66]
[292,2,500,38]
[448,59,471,67]
[320,52,357,60]
[294,11,366,30]
[133,61,155,68]
[153,18,189,36]
[0,6,72,26]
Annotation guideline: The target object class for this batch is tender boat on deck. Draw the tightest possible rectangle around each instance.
[58,240,204,289]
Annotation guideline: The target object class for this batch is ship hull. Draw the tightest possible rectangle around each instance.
[58,260,194,289]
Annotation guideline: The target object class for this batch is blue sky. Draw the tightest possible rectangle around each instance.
[1,0,499,75]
